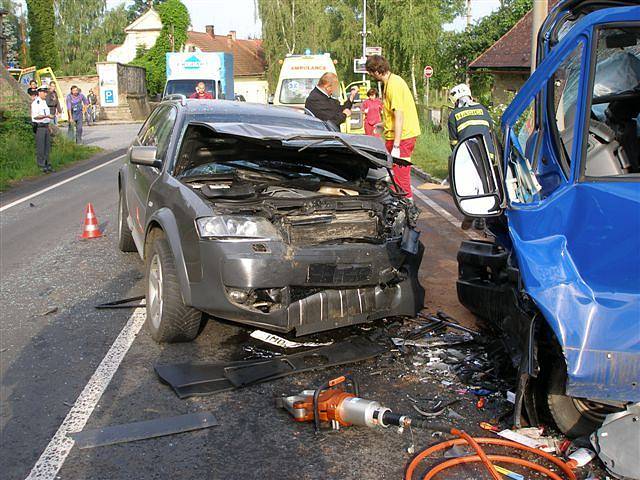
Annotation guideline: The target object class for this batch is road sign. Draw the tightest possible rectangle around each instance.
[353,57,367,74]
[365,46,382,57]
[104,89,114,104]
[424,65,433,79]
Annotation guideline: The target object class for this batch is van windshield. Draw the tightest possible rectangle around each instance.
[279,78,319,104]
[165,80,216,98]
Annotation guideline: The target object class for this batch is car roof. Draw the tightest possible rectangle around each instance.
[163,98,321,123]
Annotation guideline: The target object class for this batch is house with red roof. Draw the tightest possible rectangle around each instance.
[469,1,556,104]
[107,8,268,103]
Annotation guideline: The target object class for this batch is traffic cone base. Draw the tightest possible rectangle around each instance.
[80,203,103,239]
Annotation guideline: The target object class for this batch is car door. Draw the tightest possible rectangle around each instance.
[134,105,178,233]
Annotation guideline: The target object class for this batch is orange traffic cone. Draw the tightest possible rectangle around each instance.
[80,203,103,239]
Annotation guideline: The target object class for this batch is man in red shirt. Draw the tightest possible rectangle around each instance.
[189,82,213,100]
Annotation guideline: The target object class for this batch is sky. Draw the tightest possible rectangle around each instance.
[105,0,502,39]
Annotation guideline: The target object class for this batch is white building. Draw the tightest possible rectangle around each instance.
[107,9,269,103]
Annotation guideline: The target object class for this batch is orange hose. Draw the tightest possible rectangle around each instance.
[405,433,577,480]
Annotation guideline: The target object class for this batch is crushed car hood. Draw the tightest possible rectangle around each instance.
[188,122,392,170]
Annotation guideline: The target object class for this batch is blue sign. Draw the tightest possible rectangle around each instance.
[104,90,114,104]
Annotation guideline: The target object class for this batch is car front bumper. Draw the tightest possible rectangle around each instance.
[187,239,424,335]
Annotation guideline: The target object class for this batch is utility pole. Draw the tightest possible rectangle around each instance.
[531,0,548,72]
[361,0,367,82]
[466,0,472,31]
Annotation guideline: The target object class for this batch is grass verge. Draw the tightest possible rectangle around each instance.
[0,116,100,191]
[412,126,451,181]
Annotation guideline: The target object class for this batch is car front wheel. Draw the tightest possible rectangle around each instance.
[145,230,203,343]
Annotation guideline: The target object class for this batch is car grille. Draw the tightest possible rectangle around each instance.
[283,211,378,245]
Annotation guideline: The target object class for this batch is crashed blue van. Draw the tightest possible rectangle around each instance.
[449,0,639,437]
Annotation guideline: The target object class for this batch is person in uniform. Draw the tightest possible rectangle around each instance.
[31,85,54,173]
[447,83,496,230]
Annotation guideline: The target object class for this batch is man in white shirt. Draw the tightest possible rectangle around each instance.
[31,85,54,173]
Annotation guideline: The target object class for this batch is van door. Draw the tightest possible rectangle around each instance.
[500,10,640,401]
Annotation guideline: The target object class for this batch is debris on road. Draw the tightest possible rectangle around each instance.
[250,329,333,349]
[95,295,145,309]
[155,334,387,398]
[70,411,218,449]
[36,306,59,316]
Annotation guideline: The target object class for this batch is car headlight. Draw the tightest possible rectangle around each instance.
[196,216,279,240]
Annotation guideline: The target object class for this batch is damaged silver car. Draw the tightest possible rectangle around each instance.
[118,98,424,342]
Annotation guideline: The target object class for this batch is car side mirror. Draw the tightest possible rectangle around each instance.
[450,135,503,217]
[130,146,162,168]
[267,94,274,105]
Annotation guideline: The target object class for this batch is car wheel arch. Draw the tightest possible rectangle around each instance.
[143,209,192,306]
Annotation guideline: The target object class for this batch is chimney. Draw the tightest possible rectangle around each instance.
[228,30,236,41]
[205,25,214,37]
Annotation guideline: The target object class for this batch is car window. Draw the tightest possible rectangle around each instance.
[136,107,163,142]
[195,113,329,131]
[279,78,319,104]
[506,98,542,204]
[551,43,584,166]
[583,26,640,178]
[140,106,178,160]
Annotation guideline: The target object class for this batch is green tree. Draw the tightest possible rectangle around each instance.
[131,0,190,94]
[26,0,59,69]
[0,0,21,65]
[55,1,129,75]
[126,0,166,22]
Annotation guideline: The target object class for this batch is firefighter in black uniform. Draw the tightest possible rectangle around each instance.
[447,83,495,230]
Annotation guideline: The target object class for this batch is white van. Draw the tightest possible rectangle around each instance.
[272,53,337,109]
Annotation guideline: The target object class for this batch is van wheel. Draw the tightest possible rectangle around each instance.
[546,364,619,438]
[145,230,202,343]
[118,190,137,252]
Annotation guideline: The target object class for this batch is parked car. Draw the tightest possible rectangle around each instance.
[118,98,424,343]
[449,1,639,437]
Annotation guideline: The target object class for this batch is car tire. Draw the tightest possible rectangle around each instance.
[145,230,203,343]
[546,364,615,438]
[118,190,137,253]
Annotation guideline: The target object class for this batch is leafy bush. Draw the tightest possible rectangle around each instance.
[131,0,190,94]
[0,112,99,190]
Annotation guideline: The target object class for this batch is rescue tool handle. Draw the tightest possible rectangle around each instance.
[313,375,359,433]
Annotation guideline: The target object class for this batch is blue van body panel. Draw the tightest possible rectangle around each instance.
[220,53,234,100]
[499,5,640,401]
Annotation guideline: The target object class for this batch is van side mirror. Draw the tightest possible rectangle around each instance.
[450,135,503,217]
[130,146,162,168]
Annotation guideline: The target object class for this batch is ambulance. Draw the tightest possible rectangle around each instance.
[273,53,369,134]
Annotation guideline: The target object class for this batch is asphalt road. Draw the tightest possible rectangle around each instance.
[0,124,524,480]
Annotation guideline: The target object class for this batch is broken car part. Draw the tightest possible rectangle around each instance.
[95,295,146,309]
[249,329,332,349]
[591,402,640,480]
[155,335,387,398]
[70,411,218,449]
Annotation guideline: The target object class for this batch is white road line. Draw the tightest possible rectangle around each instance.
[0,155,125,213]
[412,188,472,239]
[25,308,146,480]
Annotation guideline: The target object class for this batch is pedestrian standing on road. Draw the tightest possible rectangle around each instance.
[27,79,38,98]
[304,73,358,129]
[31,85,54,173]
[362,88,383,137]
[189,81,214,99]
[46,81,62,125]
[447,83,496,231]
[66,85,89,143]
[86,89,98,125]
[365,55,421,201]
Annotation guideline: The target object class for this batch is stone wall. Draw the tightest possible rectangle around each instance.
[492,73,529,105]
[56,75,100,101]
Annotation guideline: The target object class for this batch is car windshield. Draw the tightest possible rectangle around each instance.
[165,80,216,98]
[279,78,319,104]
[194,113,329,131]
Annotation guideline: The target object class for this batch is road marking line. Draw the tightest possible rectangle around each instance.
[25,308,146,480]
[0,155,125,213]
[411,188,472,239]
